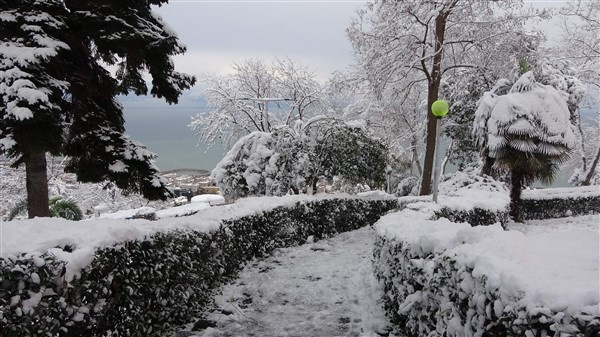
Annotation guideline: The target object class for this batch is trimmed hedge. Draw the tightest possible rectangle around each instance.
[0,197,398,337]
[373,208,599,337]
[434,206,509,228]
[522,187,600,220]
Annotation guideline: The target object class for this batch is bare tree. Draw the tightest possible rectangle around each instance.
[554,0,600,185]
[190,58,324,147]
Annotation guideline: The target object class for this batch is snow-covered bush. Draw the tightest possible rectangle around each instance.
[396,176,419,197]
[0,195,398,337]
[374,209,599,337]
[212,131,279,198]
[212,119,388,198]
[434,171,510,227]
[522,186,600,220]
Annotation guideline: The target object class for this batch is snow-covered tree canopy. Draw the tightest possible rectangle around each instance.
[347,0,545,195]
[0,0,195,201]
[212,118,389,198]
[190,58,324,147]
[557,0,600,88]
[474,71,576,179]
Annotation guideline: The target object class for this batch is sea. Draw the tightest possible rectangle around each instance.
[122,93,226,172]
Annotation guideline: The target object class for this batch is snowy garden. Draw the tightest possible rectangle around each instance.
[1,0,600,336]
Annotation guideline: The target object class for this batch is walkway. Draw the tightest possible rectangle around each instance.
[174,226,396,337]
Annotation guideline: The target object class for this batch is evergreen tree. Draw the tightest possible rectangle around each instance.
[0,0,195,217]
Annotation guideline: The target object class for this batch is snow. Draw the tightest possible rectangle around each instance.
[0,135,16,150]
[475,71,577,159]
[155,202,211,219]
[190,194,225,205]
[376,210,599,317]
[108,160,127,173]
[522,185,599,200]
[174,227,394,337]
[98,206,156,219]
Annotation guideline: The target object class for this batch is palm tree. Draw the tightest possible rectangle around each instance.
[474,71,576,222]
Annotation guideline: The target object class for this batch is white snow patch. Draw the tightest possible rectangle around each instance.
[191,194,225,205]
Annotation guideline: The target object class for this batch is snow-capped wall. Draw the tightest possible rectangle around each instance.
[374,207,599,336]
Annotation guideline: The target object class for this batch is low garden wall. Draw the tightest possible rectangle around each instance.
[373,203,599,337]
[0,195,398,337]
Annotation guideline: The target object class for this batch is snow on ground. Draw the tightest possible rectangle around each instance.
[191,194,226,205]
[155,202,211,219]
[175,226,395,337]
[98,206,156,219]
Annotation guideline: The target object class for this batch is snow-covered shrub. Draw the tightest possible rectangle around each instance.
[212,132,278,198]
[438,171,507,196]
[396,176,419,197]
[522,186,600,220]
[213,120,389,198]
[374,209,599,337]
[0,196,398,337]
[435,171,510,227]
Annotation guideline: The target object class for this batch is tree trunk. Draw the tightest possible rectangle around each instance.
[420,12,447,196]
[509,169,524,223]
[311,177,318,195]
[25,151,50,218]
[411,133,423,177]
[481,154,495,177]
[582,146,600,186]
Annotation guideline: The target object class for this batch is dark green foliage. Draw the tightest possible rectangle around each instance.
[0,254,70,337]
[49,196,83,221]
[441,72,495,171]
[522,193,600,220]
[316,124,388,189]
[0,197,398,337]
[434,207,509,228]
[7,199,28,221]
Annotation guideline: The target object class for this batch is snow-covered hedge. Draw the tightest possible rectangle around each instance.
[374,208,599,337]
[0,195,398,337]
[522,186,600,220]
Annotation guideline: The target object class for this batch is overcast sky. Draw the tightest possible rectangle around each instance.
[153,0,568,84]
[154,0,363,82]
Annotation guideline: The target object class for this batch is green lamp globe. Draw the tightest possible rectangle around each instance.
[431,100,449,117]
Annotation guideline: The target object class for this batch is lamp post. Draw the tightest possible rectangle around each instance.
[385,165,392,194]
[431,99,449,203]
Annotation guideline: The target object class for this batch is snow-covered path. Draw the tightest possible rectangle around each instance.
[174,226,394,337]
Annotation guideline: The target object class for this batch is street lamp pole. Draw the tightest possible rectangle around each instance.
[386,165,392,194]
[431,100,449,203]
